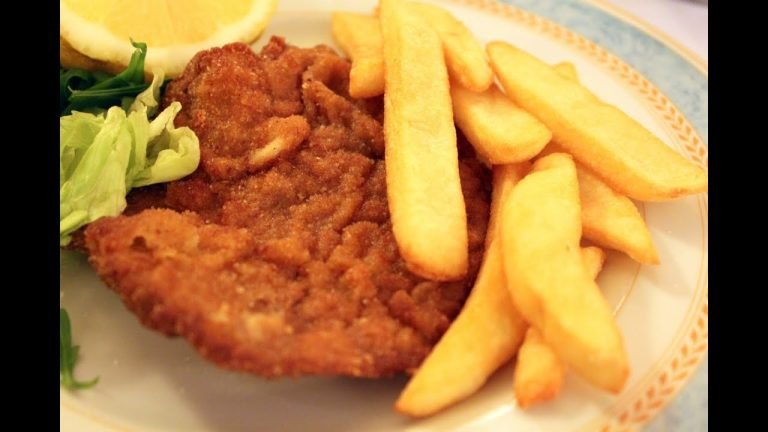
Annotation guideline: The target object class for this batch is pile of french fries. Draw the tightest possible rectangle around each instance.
[332,0,708,417]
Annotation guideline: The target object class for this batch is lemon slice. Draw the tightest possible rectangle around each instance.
[60,0,278,77]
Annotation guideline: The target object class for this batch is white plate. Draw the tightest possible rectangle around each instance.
[60,1,708,430]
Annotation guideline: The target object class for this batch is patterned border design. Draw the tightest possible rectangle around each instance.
[602,300,708,432]
[445,0,709,430]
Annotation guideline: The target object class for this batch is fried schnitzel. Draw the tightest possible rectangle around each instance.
[84,38,490,378]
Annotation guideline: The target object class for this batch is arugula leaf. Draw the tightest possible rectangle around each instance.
[60,308,99,390]
[60,69,94,113]
[61,41,150,115]
[67,83,150,111]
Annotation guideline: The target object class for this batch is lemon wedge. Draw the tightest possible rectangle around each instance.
[60,0,278,77]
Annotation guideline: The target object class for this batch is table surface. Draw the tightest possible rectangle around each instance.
[596,1,708,431]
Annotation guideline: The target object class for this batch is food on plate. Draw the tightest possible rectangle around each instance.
[379,0,469,281]
[331,12,386,99]
[408,1,493,92]
[330,4,548,164]
[514,327,564,408]
[487,41,708,201]
[539,64,659,263]
[60,41,150,115]
[395,163,529,418]
[513,246,606,408]
[451,82,551,164]
[60,39,202,390]
[60,0,279,77]
[539,142,659,263]
[576,156,659,263]
[500,153,629,392]
[60,44,200,246]
[83,38,491,378]
[580,245,608,277]
[331,1,494,98]
[62,0,709,417]
[552,61,578,81]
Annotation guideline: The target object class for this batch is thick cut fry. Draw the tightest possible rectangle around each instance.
[581,246,607,277]
[552,61,578,81]
[514,327,565,408]
[331,12,385,98]
[395,163,530,418]
[487,41,707,201]
[579,165,659,263]
[380,0,468,281]
[539,141,660,264]
[513,246,606,408]
[451,83,551,164]
[500,153,629,392]
[409,2,493,92]
[540,65,660,263]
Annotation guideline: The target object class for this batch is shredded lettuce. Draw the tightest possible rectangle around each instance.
[59,71,200,246]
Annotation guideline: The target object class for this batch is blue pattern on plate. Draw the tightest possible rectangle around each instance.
[498,1,708,430]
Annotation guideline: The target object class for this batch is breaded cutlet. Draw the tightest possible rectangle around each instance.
[84,38,490,378]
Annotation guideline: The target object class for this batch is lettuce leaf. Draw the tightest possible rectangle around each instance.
[59,71,200,246]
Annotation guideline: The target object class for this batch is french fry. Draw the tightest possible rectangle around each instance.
[332,3,495,96]
[451,83,551,164]
[331,12,386,98]
[514,327,565,408]
[487,41,707,201]
[409,2,493,92]
[539,142,660,264]
[552,61,578,81]
[395,163,530,418]
[513,246,606,408]
[578,163,659,263]
[539,65,660,263]
[580,246,607,277]
[380,0,468,281]
[500,153,629,392]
